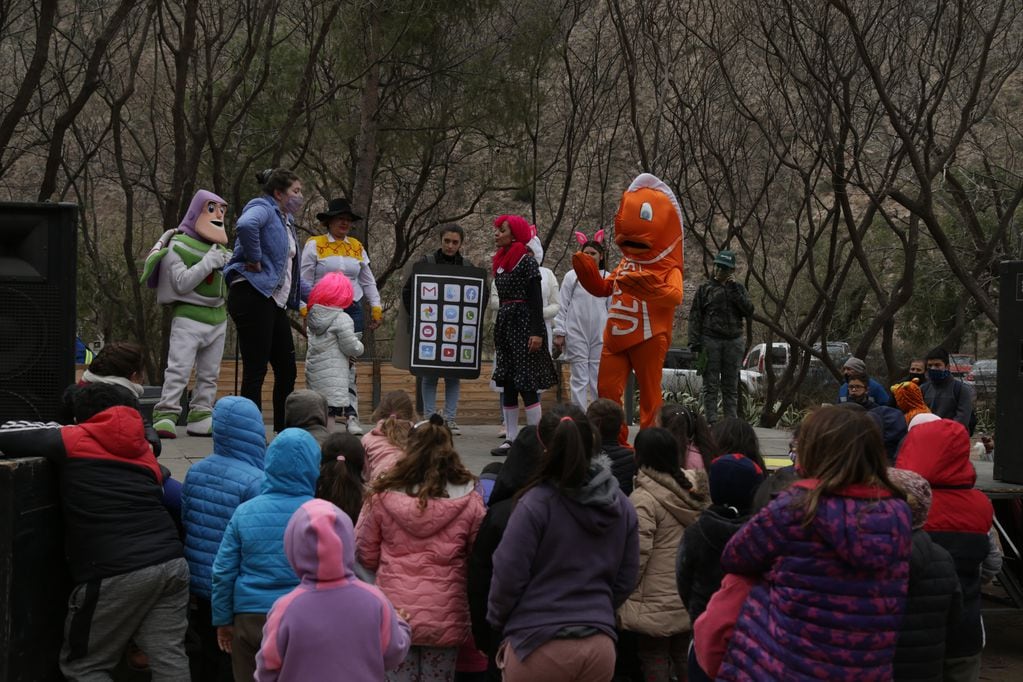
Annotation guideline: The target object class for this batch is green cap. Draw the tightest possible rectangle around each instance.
[713,249,737,269]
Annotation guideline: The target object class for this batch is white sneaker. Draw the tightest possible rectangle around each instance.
[346,415,364,436]
[447,420,462,435]
[497,426,506,439]
[185,416,213,437]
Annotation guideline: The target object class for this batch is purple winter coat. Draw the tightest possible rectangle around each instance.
[255,499,411,681]
[487,458,640,661]
[717,480,912,681]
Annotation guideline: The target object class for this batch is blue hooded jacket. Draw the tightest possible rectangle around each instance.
[211,428,321,624]
[182,396,267,599]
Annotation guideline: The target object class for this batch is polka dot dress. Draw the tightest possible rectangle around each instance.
[492,255,558,392]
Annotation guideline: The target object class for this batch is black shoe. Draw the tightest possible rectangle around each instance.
[490,440,513,456]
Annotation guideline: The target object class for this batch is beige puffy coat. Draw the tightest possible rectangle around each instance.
[618,467,706,636]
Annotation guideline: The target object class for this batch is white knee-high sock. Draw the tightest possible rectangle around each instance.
[503,407,520,441]
[524,401,542,426]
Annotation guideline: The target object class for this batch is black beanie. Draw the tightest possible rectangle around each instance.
[709,453,767,513]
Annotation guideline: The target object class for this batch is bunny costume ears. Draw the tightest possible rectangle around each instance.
[574,229,605,245]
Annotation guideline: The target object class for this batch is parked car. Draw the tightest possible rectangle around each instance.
[744,342,791,374]
[812,341,852,367]
[743,342,845,394]
[965,359,996,398]
[661,347,762,398]
[949,353,974,379]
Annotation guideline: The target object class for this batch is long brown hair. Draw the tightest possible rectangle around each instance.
[634,427,698,494]
[796,406,903,525]
[370,390,417,450]
[369,414,474,510]
[316,433,366,523]
[659,403,717,470]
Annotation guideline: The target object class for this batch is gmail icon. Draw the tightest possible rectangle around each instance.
[420,282,438,301]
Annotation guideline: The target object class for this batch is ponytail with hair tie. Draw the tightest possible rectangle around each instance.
[528,405,597,492]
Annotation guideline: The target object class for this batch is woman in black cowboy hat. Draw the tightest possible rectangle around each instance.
[299,197,382,435]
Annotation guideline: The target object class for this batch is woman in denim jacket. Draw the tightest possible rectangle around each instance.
[224,168,311,432]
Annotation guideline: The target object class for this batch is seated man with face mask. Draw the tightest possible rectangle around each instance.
[921,347,975,432]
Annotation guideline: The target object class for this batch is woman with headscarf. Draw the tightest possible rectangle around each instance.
[489,215,559,456]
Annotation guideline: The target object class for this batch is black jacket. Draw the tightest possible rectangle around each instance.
[893,530,963,681]
[929,529,990,658]
[599,437,636,496]
[0,407,182,584]
[467,428,541,658]
[687,278,754,342]
[676,505,748,621]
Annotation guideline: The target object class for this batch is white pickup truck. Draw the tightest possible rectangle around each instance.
[660,347,763,399]
[742,341,849,392]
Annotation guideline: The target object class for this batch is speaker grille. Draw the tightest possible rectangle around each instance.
[0,202,76,423]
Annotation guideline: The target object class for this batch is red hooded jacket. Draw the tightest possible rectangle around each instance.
[896,419,993,658]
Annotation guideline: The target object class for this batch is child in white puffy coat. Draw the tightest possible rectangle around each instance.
[305,272,365,420]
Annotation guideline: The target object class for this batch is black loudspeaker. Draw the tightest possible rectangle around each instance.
[0,457,69,681]
[0,203,77,423]
[995,260,1023,483]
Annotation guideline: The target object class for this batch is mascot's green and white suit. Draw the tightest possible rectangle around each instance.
[140,190,231,437]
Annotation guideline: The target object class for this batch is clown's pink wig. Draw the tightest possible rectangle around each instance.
[494,214,532,244]
[308,272,355,310]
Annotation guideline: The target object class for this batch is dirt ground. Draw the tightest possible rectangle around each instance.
[980,611,1023,679]
[980,585,1023,679]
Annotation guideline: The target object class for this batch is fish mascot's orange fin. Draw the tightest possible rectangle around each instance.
[572,251,614,297]
[616,268,683,307]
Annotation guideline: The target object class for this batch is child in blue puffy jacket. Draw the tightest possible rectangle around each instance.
[211,428,321,682]
[181,395,267,680]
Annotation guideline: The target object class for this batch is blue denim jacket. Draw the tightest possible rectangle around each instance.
[224,195,310,309]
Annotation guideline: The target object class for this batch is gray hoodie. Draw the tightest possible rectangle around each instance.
[284,389,331,446]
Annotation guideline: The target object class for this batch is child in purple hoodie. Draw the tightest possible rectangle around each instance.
[255,499,411,681]
[488,403,640,681]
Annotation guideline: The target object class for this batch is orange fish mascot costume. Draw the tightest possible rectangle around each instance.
[572,173,684,431]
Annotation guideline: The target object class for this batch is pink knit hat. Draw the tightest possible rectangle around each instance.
[888,468,932,529]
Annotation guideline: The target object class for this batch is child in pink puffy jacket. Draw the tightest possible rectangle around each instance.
[362,390,417,479]
[356,414,486,681]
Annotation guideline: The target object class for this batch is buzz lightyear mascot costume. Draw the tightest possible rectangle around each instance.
[140,190,232,437]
